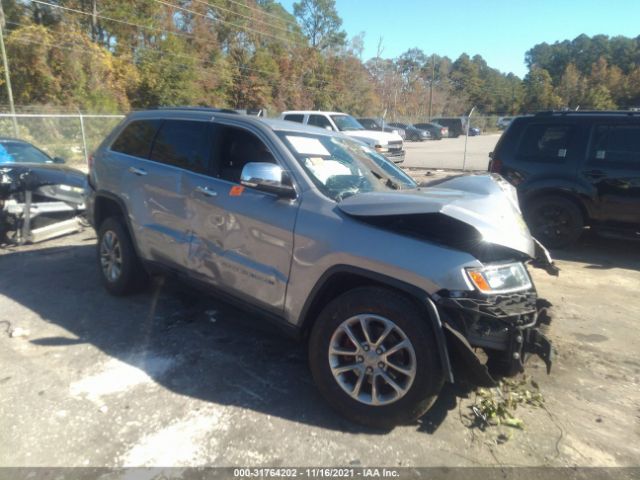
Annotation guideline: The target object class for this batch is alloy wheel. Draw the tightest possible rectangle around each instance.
[99,230,123,283]
[328,314,417,406]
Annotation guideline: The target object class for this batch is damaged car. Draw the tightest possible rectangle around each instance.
[0,138,86,245]
[88,109,556,428]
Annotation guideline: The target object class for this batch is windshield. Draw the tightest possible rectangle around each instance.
[278,132,416,202]
[331,115,364,131]
[0,142,53,164]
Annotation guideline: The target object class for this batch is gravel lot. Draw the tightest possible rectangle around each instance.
[402,134,500,171]
[1,178,639,469]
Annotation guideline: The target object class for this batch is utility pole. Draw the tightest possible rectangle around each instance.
[0,2,18,137]
[428,54,435,121]
[462,105,476,170]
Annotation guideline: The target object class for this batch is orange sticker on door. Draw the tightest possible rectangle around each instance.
[229,185,245,196]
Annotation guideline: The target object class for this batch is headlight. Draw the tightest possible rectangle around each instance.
[466,262,532,294]
[374,144,389,153]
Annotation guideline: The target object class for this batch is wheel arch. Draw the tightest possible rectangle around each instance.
[94,191,128,229]
[298,265,454,383]
[521,187,592,224]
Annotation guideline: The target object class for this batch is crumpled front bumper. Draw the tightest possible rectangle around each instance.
[434,288,553,387]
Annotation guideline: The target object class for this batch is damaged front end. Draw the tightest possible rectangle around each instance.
[337,173,557,385]
[435,287,553,387]
[0,164,86,245]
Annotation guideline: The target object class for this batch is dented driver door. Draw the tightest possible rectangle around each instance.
[184,123,299,314]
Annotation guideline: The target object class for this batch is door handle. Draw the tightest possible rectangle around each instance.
[582,169,606,179]
[128,166,147,176]
[195,186,218,198]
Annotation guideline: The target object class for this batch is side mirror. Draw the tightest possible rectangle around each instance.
[240,162,296,198]
[324,125,333,131]
[53,156,66,164]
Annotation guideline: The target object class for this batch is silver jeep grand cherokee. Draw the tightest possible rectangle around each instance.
[87,108,555,428]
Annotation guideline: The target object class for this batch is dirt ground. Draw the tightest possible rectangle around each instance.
[1,212,639,468]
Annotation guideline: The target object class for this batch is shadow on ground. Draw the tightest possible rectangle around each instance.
[549,230,640,271]
[0,242,467,434]
[5,232,633,433]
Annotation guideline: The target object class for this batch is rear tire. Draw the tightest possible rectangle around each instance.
[525,196,584,248]
[308,287,444,429]
[97,217,148,295]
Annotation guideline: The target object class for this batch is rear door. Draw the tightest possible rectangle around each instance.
[184,122,299,312]
[579,122,640,224]
[136,118,211,269]
[107,119,163,261]
[512,122,585,188]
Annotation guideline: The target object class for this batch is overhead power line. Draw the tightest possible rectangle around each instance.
[27,0,306,48]
[149,0,307,48]
[188,0,299,36]
[6,18,318,87]
[218,0,301,29]
[7,29,343,98]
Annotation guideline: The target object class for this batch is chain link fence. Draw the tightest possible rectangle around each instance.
[0,113,125,170]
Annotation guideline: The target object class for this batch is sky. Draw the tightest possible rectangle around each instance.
[278,0,640,78]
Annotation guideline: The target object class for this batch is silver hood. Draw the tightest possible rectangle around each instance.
[338,173,535,258]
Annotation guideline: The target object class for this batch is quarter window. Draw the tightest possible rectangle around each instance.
[149,120,210,173]
[590,125,640,164]
[517,124,574,162]
[110,120,162,159]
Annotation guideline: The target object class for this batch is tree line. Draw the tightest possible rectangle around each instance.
[1,0,640,119]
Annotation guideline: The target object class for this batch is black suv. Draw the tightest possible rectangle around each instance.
[489,111,640,247]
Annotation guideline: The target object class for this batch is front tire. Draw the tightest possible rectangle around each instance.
[97,217,147,295]
[308,287,444,428]
[525,196,584,248]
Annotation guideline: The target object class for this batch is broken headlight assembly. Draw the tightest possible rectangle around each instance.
[466,262,532,294]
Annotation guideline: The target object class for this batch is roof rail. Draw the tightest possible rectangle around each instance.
[156,106,239,114]
[535,110,640,116]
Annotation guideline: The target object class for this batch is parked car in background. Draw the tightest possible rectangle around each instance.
[497,117,514,130]
[357,118,406,140]
[468,126,482,136]
[488,110,640,247]
[0,138,66,165]
[88,107,555,428]
[432,117,465,137]
[281,111,405,163]
[413,122,448,140]
[387,122,430,141]
[0,138,86,244]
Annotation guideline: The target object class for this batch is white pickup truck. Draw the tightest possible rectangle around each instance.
[280,111,405,163]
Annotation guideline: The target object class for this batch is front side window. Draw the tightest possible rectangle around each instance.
[111,120,162,159]
[330,115,364,132]
[589,124,640,165]
[358,119,378,129]
[211,125,277,184]
[308,115,333,130]
[150,120,210,173]
[517,124,574,162]
[0,142,52,164]
[278,132,416,201]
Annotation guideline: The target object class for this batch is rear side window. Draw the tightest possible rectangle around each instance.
[111,120,161,158]
[149,120,210,173]
[590,125,640,165]
[517,124,574,162]
[283,114,304,123]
